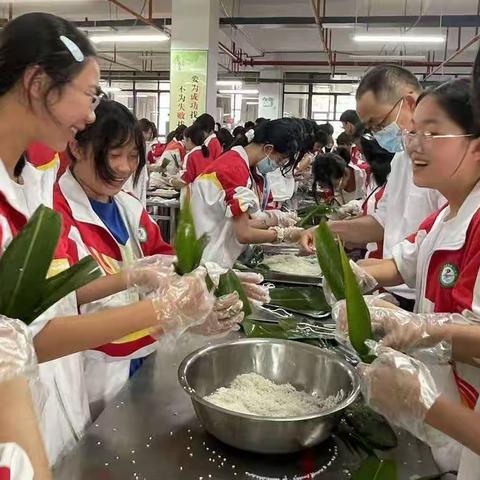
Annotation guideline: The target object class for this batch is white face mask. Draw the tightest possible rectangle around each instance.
[373,99,404,153]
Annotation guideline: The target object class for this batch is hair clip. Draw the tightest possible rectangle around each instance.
[245,129,255,142]
[59,35,84,62]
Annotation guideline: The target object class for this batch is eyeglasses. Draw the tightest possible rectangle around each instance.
[369,97,403,132]
[402,129,475,149]
[68,83,104,111]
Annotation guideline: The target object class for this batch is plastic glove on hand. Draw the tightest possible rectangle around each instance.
[270,210,299,227]
[298,227,316,256]
[126,254,176,295]
[234,271,271,305]
[150,266,215,339]
[360,342,441,442]
[271,226,304,244]
[189,292,244,336]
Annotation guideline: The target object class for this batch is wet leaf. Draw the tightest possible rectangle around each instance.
[351,456,397,480]
[268,286,330,313]
[216,269,252,316]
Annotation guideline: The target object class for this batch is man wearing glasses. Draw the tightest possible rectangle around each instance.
[300,65,445,310]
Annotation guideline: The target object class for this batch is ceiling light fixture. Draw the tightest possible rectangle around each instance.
[90,33,169,44]
[216,80,243,87]
[102,86,122,93]
[218,89,259,95]
[353,34,445,43]
[349,54,427,61]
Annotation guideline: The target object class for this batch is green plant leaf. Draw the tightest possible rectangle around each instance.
[339,241,374,362]
[216,269,252,316]
[241,319,291,339]
[351,456,398,480]
[25,256,102,323]
[298,204,336,227]
[174,201,206,275]
[0,205,61,323]
[345,404,397,450]
[314,221,345,300]
[268,287,330,312]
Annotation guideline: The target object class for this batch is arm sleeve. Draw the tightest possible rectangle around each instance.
[140,209,174,256]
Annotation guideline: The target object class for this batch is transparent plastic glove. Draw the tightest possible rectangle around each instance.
[234,271,271,305]
[0,316,45,417]
[298,227,316,256]
[150,266,215,340]
[126,254,176,296]
[360,342,441,443]
[189,292,244,337]
[330,200,363,220]
[323,260,378,306]
[332,293,400,342]
[268,210,299,227]
[271,226,304,244]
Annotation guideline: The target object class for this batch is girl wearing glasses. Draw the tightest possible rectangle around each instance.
[190,119,303,268]
[0,13,243,472]
[335,78,480,477]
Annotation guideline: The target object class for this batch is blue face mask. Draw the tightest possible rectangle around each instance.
[373,99,404,153]
[257,157,278,175]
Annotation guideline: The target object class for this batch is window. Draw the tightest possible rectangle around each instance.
[284,84,309,93]
[283,93,308,118]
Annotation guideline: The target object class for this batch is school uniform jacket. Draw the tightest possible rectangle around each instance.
[190,146,269,268]
[204,133,222,160]
[54,169,173,360]
[157,138,186,175]
[181,146,213,185]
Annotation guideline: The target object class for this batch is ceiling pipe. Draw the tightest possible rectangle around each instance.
[424,33,480,79]
[106,0,169,35]
[309,0,333,73]
[97,54,142,71]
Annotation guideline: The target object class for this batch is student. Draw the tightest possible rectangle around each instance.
[300,65,445,311]
[216,127,233,152]
[244,121,255,130]
[318,123,334,152]
[337,78,480,474]
[181,123,211,184]
[336,132,353,150]
[190,119,303,268]
[340,109,361,136]
[156,124,187,174]
[194,113,222,160]
[0,12,241,464]
[55,99,251,418]
[232,125,246,138]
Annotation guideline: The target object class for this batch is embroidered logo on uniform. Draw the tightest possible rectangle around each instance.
[439,263,459,288]
[138,227,147,243]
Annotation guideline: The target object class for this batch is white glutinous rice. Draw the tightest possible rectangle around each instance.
[203,373,344,417]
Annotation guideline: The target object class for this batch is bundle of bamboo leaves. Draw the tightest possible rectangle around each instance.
[0,205,101,325]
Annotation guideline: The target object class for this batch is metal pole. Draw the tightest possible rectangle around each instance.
[309,0,333,72]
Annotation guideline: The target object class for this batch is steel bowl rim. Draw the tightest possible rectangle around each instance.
[178,337,360,422]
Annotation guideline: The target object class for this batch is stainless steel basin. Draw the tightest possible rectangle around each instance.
[178,338,360,454]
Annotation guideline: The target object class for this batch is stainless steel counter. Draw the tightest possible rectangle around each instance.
[54,335,440,479]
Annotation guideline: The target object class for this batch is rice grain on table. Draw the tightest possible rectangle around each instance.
[204,373,344,417]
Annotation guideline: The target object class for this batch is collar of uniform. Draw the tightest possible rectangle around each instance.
[59,168,115,228]
[204,133,216,146]
[0,158,30,219]
[182,145,202,169]
[230,145,250,170]
[434,180,480,249]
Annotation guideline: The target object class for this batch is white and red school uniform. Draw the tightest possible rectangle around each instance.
[156,138,186,175]
[54,169,173,417]
[204,133,222,160]
[190,146,270,268]
[0,161,91,465]
[392,181,480,471]
[181,146,213,185]
[371,151,446,300]
[0,443,33,480]
[362,184,386,259]
[335,162,367,205]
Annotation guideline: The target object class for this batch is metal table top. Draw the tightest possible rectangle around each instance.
[54,335,440,480]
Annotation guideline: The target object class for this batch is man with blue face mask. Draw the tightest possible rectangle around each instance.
[300,65,445,310]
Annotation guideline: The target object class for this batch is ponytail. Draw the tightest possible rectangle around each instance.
[201,144,210,158]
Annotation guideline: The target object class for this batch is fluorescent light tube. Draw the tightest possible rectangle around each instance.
[216,80,243,86]
[102,87,122,93]
[90,33,169,44]
[349,54,426,61]
[218,89,259,94]
[353,34,444,43]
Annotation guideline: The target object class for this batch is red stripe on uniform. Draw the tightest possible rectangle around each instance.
[0,467,10,480]
[452,364,479,410]
[94,335,156,357]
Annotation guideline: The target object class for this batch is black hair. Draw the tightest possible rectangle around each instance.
[230,118,301,174]
[69,99,146,186]
[360,134,394,186]
[335,146,351,164]
[337,132,353,147]
[298,118,316,152]
[149,121,158,138]
[215,122,221,131]
[473,46,480,131]
[255,117,268,126]
[138,118,151,132]
[312,152,348,201]
[194,113,215,134]
[184,124,209,158]
[232,126,246,137]
[313,127,329,149]
[0,13,96,109]
[356,64,421,103]
[166,131,176,143]
[216,128,233,150]
[318,123,334,136]
[244,121,255,130]
[417,78,477,137]
[174,124,187,141]
[339,109,360,126]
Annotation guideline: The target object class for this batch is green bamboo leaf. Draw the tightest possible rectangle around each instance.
[339,242,374,363]
[25,256,102,323]
[351,457,398,480]
[241,319,290,339]
[298,204,336,227]
[314,221,345,300]
[216,269,252,316]
[268,287,330,312]
[0,205,61,322]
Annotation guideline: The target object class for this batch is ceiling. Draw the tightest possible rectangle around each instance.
[2,0,480,81]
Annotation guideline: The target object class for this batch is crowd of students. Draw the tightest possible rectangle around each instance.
[2,9,480,480]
